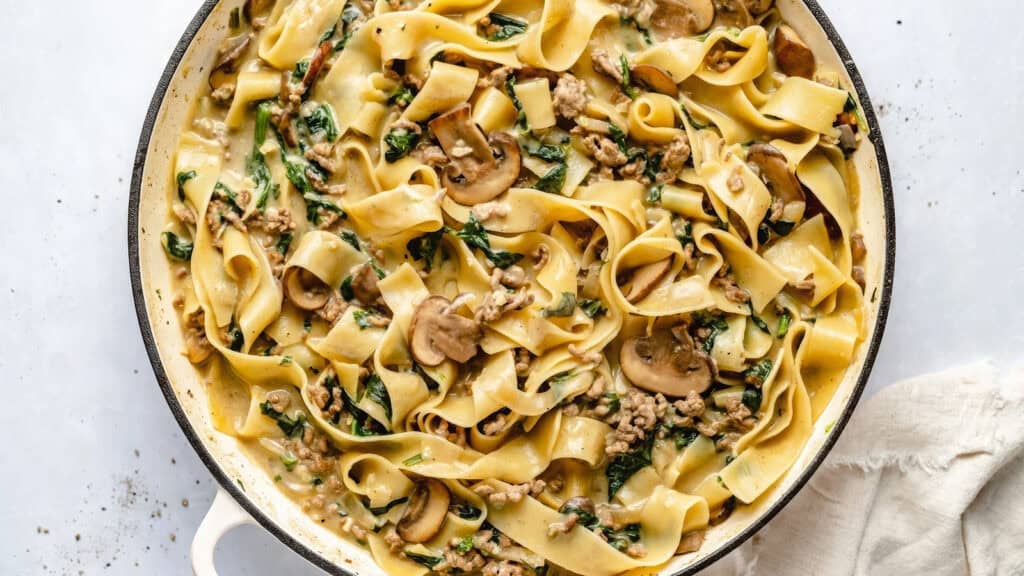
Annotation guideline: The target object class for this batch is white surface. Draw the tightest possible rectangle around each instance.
[0,0,1021,574]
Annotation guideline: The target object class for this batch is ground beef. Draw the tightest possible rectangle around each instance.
[472,481,545,506]
[789,276,816,296]
[711,274,750,304]
[726,168,745,192]
[490,266,527,289]
[475,286,534,323]
[552,73,589,119]
[677,531,705,554]
[266,390,290,413]
[350,263,381,304]
[477,66,513,89]
[383,527,405,554]
[210,82,236,105]
[656,134,691,183]
[706,42,735,72]
[472,201,510,223]
[413,144,448,167]
[206,199,246,237]
[604,388,671,456]
[852,265,866,289]
[610,0,656,25]
[390,118,422,136]
[851,232,867,261]
[590,48,623,83]
[183,310,213,364]
[305,142,338,173]
[482,561,526,576]
[531,244,550,270]
[514,348,533,376]
[173,203,196,225]
[768,196,785,222]
[581,133,628,168]
[675,390,705,418]
[248,207,295,235]
[315,292,348,326]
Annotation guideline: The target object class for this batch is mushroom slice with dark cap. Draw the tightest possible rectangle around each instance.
[408,295,483,366]
[713,0,753,29]
[624,257,675,304]
[283,268,331,311]
[619,328,714,397]
[650,0,716,39]
[631,64,679,96]
[744,0,774,15]
[747,143,806,217]
[397,479,451,543]
[772,25,816,79]
[429,104,521,206]
[209,33,252,93]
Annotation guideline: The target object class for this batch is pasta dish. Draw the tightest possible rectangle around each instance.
[161,0,869,573]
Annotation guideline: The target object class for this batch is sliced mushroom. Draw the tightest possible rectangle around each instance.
[209,33,252,93]
[747,143,805,208]
[397,479,450,543]
[744,0,774,15]
[429,105,521,205]
[409,295,483,366]
[650,0,716,39]
[624,257,674,304]
[283,267,331,311]
[631,64,679,96]
[301,40,333,89]
[243,0,275,23]
[772,25,815,79]
[619,328,714,397]
[713,0,752,29]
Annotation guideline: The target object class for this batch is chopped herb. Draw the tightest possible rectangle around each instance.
[725,455,736,465]
[743,359,773,387]
[871,287,878,303]
[646,184,664,205]
[402,453,424,467]
[742,386,763,412]
[368,496,408,515]
[523,140,567,162]
[176,171,196,201]
[776,308,791,339]
[340,275,355,300]
[383,127,420,163]
[619,54,638,99]
[453,503,482,520]
[486,13,529,41]
[259,402,307,437]
[370,260,387,279]
[273,474,282,482]
[533,163,567,194]
[364,373,393,419]
[340,388,383,436]
[580,298,607,318]
[681,105,711,130]
[604,392,621,414]
[448,214,524,269]
[504,75,528,130]
[291,60,310,82]
[676,220,694,248]
[279,356,293,366]
[304,104,338,142]
[404,553,443,570]
[161,232,193,261]
[644,152,664,185]
[544,292,576,317]
[620,16,653,45]
[748,303,770,334]
[825,420,836,433]
[275,232,293,255]
[407,230,444,271]
[303,192,345,225]
[281,451,299,471]
[340,230,361,252]
[608,124,629,154]
[353,309,373,330]
[606,434,654,498]
[692,312,729,353]
[455,535,475,554]
[670,426,699,450]
[388,84,418,107]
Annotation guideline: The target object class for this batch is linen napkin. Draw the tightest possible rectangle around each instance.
[704,362,1024,576]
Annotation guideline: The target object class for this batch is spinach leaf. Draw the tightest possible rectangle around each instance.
[303,192,345,225]
[619,54,638,99]
[161,232,193,261]
[304,104,338,141]
[449,214,524,269]
[226,323,244,352]
[646,183,664,205]
[487,13,529,41]
[383,127,420,163]
[743,359,773,387]
[340,275,355,300]
[368,496,408,515]
[259,402,307,437]
[608,124,629,154]
[604,524,641,552]
[275,232,293,255]
[407,230,444,271]
[742,386,763,412]
[533,163,567,194]
[523,140,567,163]
[291,60,310,82]
[280,451,298,471]
[668,426,699,450]
[560,504,600,530]
[606,434,654,498]
[544,292,576,317]
[692,312,729,353]
[644,152,664,184]
[579,299,607,319]
[340,230,361,252]
[248,102,276,210]
[176,171,196,201]
[340,388,382,437]
[603,392,621,414]
[404,553,443,570]
[680,105,711,130]
[676,220,694,248]
[453,503,482,520]
[353,309,372,330]
[748,302,771,334]
[364,373,393,420]
[388,84,418,108]
[504,75,529,131]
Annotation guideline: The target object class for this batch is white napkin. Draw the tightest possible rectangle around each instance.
[705,362,1024,576]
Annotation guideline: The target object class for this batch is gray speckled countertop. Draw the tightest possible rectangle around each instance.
[2,0,1022,574]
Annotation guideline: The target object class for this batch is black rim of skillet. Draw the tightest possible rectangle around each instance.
[128,2,896,574]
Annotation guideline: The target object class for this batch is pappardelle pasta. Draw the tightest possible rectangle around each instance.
[163,0,870,573]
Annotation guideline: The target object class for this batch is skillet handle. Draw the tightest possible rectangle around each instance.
[192,488,257,576]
